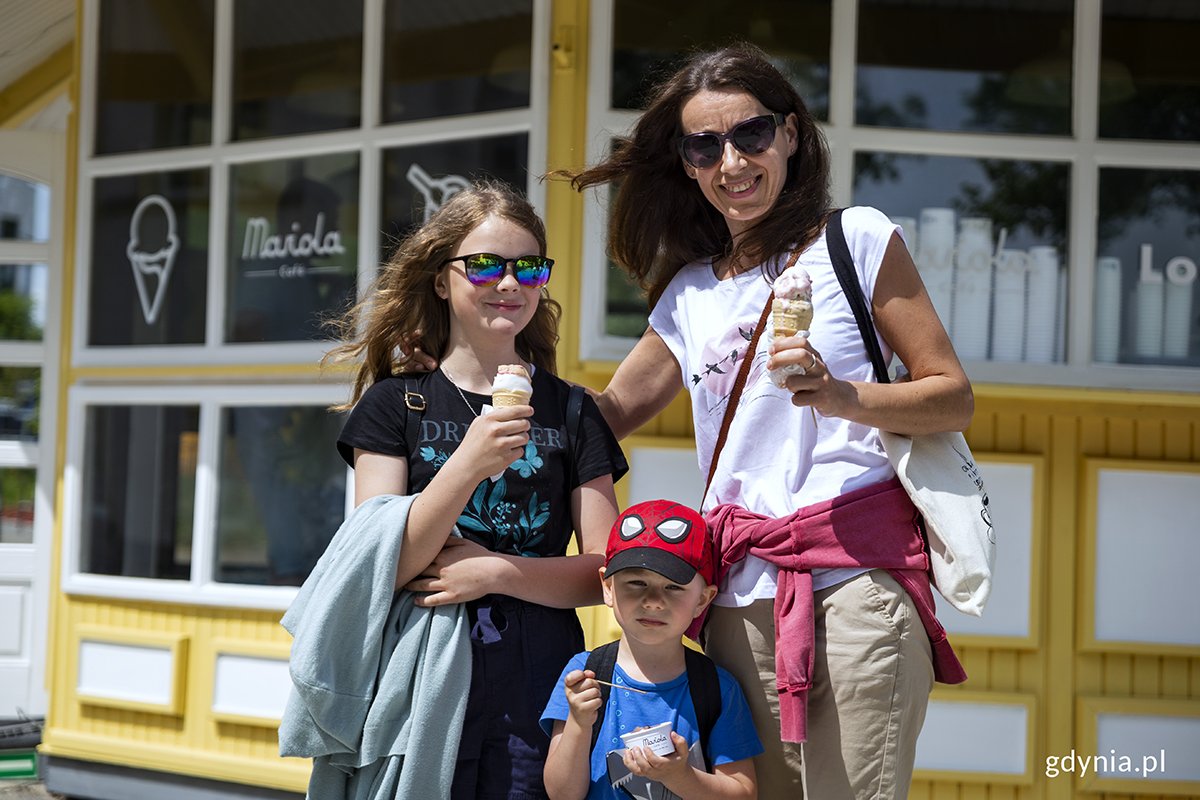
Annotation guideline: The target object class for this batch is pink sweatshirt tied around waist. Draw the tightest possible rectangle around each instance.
[693,477,966,743]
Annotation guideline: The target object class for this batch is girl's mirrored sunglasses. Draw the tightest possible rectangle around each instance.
[677,113,786,169]
[443,253,554,288]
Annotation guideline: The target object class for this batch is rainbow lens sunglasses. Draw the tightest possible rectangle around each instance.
[677,113,787,169]
[442,253,554,288]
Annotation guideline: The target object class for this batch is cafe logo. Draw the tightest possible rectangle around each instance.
[126,194,179,325]
[240,213,346,279]
[407,163,469,222]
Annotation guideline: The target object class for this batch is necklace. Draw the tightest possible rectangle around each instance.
[441,366,481,417]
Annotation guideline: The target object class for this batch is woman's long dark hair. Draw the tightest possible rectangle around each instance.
[563,43,831,305]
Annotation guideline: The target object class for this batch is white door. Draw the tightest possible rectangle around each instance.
[0,129,62,719]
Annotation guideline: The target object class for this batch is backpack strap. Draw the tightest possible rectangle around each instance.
[566,383,585,487]
[684,647,721,773]
[825,209,891,384]
[585,641,621,756]
[585,641,722,773]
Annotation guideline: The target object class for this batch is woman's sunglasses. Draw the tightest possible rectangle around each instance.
[443,252,554,288]
[677,113,786,170]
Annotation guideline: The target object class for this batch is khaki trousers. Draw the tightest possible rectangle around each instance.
[702,570,934,799]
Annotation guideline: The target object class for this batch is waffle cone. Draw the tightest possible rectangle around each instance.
[491,389,531,407]
[771,298,814,337]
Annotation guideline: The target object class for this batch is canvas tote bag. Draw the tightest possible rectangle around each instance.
[826,210,996,615]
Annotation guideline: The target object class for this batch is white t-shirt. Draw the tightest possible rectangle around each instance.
[649,206,900,606]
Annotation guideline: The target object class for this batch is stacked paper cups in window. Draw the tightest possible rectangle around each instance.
[916,208,956,335]
[1093,256,1122,363]
[991,248,1028,361]
[1024,246,1060,363]
[950,217,994,361]
[1164,258,1194,359]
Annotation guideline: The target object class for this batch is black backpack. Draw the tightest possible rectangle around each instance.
[584,641,722,772]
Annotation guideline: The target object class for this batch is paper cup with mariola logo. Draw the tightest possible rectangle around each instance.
[620,722,675,756]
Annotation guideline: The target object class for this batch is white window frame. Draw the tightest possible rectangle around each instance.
[71,0,551,368]
[581,0,1200,392]
[61,383,355,610]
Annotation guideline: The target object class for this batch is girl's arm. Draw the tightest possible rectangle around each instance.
[597,327,682,440]
[770,232,973,435]
[407,474,618,608]
[353,403,533,589]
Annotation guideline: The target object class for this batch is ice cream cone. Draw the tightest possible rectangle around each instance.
[491,364,533,408]
[772,298,814,338]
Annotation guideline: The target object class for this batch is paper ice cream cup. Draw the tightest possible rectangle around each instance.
[620,722,674,756]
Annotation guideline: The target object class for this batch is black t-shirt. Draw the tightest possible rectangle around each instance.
[337,368,627,558]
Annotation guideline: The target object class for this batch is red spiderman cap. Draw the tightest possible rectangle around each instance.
[604,499,715,586]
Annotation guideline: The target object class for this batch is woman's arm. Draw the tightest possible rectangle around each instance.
[597,327,683,440]
[407,474,618,608]
[771,232,973,435]
[353,404,533,589]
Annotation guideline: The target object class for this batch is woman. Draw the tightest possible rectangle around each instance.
[566,44,973,798]
[327,181,626,798]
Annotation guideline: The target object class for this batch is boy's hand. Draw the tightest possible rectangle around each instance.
[622,732,691,786]
[563,669,602,727]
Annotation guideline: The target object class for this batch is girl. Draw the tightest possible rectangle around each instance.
[326,181,626,799]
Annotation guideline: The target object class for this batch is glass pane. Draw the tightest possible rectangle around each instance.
[0,175,50,242]
[1095,167,1200,367]
[95,0,215,154]
[0,367,39,441]
[214,406,346,586]
[232,0,364,141]
[853,152,1071,364]
[856,0,1073,135]
[382,0,532,123]
[0,264,46,342]
[89,168,210,346]
[227,153,359,343]
[612,0,830,116]
[1099,1,1200,141]
[0,468,36,544]
[81,405,198,579]
[379,134,529,260]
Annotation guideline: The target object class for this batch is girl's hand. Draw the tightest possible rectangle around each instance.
[407,537,499,605]
[563,669,603,727]
[768,335,851,418]
[445,404,532,482]
[623,732,690,785]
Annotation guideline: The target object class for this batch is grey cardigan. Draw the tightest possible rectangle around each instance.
[279,493,471,799]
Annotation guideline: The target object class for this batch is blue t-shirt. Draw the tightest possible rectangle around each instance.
[540,650,764,799]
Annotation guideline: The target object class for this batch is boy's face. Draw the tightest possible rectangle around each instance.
[601,567,718,647]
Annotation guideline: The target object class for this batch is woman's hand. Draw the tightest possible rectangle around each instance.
[407,537,500,605]
[769,334,852,417]
[445,404,532,482]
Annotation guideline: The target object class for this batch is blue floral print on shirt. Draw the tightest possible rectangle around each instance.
[419,442,550,556]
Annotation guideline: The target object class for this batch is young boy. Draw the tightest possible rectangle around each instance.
[541,500,762,800]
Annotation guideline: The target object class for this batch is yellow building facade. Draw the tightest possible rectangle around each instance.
[0,1,1196,798]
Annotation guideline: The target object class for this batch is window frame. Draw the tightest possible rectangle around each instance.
[580,0,1200,392]
[72,0,551,367]
[61,383,353,610]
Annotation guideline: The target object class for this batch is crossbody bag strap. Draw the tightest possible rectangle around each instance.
[703,250,802,501]
[825,209,891,384]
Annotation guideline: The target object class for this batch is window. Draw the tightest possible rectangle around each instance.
[582,0,1200,390]
[65,386,348,606]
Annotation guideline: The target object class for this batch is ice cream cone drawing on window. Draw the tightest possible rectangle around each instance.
[126,194,179,325]
[407,163,470,222]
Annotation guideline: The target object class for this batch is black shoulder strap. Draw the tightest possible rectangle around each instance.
[402,377,427,451]
[684,647,721,773]
[826,209,891,385]
[585,641,621,756]
[585,641,722,773]
[566,383,585,487]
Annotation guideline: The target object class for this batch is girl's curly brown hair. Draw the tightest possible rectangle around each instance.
[324,180,561,409]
